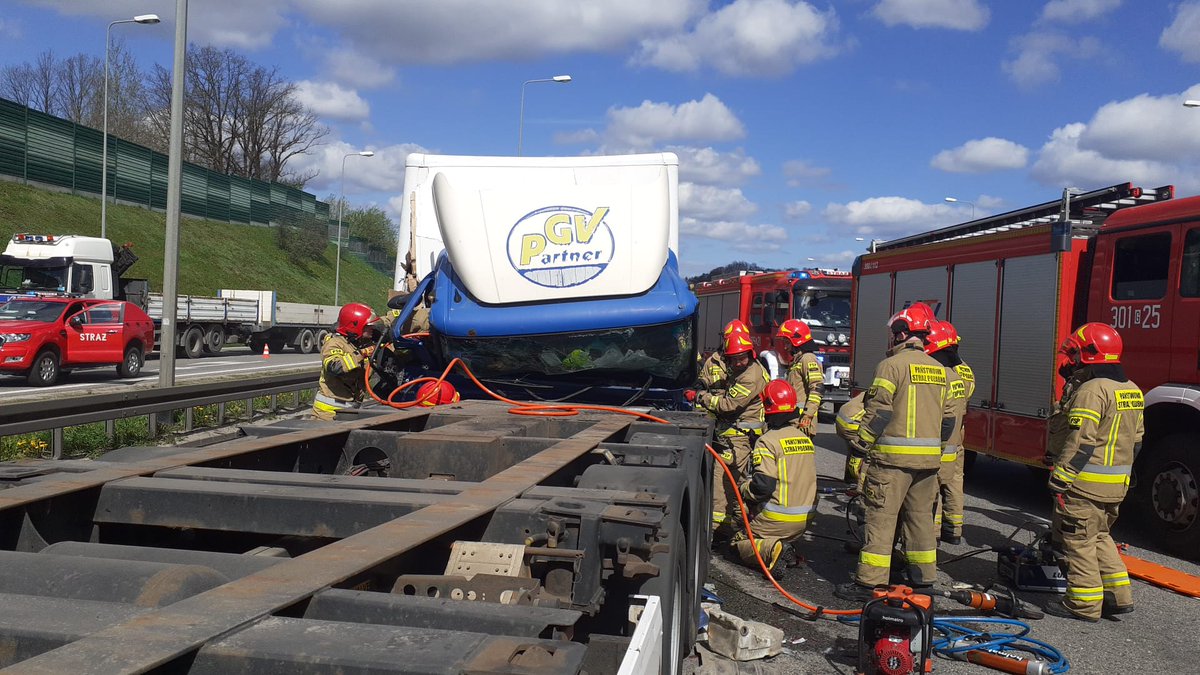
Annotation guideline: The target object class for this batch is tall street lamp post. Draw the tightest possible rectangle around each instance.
[944,196,975,220]
[101,13,160,239]
[335,150,375,305]
[518,75,571,156]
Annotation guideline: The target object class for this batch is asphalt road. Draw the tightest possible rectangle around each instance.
[687,417,1200,674]
[0,346,320,402]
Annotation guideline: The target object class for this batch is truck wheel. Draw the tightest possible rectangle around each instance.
[202,326,225,355]
[27,350,59,386]
[317,329,331,346]
[298,329,317,354]
[247,338,265,355]
[180,326,204,359]
[117,345,144,378]
[268,336,287,354]
[1141,433,1200,558]
[639,528,686,675]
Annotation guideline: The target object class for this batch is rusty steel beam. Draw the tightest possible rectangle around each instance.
[4,414,631,674]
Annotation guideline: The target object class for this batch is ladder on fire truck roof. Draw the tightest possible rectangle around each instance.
[874,182,1174,252]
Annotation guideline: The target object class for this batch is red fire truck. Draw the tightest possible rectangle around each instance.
[694,268,853,407]
[850,182,1200,556]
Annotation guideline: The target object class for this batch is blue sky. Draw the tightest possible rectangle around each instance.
[4,0,1200,277]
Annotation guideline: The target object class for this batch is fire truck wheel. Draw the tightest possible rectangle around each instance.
[26,350,59,386]
[118,345,144,378]
[1141,433,1200,558]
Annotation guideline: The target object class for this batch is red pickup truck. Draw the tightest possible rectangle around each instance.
[0,297,155,386]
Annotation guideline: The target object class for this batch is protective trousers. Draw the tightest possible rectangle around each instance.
[934,452,965,537]
[733,512,806,567]
[711,433,753,531]
[855,464,939,587]
[1054,493,1132,619]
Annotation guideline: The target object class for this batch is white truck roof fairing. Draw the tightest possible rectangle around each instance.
[395,153,680,298]
[4,235,114,263]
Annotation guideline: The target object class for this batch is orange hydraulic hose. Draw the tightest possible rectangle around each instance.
[360,357,861,617]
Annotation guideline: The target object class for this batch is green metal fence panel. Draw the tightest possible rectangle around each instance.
[250,180,272,224]
[149,153,168,210]
[0,99,27,178]
[74,125,103,195]
[206,170,231,222]
[114,139,153,207]
[229,175,252,223]
[181,163,208,218]
[24,109,75,189]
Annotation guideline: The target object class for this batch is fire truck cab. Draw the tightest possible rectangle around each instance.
[694,268,853,407]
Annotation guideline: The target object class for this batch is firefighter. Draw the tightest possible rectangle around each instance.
[1043,323,1142,622]
[925,320,974,545]
[776,319,824,436]
[697,319,751,390]
[696,331,769,537]
[732,380,816,572]
[312,302,383,421]
[835,302,955,602]
[835,391,867,485]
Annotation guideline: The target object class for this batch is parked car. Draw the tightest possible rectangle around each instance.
[0,297,155,386]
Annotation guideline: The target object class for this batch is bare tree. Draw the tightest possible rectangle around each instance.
[0,62,35,107]
[104,41,151,146]
[55,53,103,125]
[147,45,326,185]
[30,50,58,115]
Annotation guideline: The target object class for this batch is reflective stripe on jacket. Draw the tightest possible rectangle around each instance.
[751,429,817,523]
[1049,377,1144,503]
[787,352,825,423]
[857,341,954,470]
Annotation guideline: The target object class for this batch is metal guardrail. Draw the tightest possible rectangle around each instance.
[0,371,317,458]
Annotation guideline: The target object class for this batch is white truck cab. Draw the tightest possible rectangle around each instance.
[0,234,116,300]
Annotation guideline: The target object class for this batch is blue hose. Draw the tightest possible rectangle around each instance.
[931,616,1070,674]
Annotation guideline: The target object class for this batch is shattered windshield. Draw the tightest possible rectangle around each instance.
[0,301,68,323]
[795,290,851,328]
[438,318,696,388]
[0,264,68,292]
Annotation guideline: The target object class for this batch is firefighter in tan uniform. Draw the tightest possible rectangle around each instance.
[696,331,769,536]
[835,303,956,601]
[312,303,383,421]
[696,320,750,391]
[776,319,824,435]
[925,321,975,545]
[1043,323,1142,622]
[733,380,816,572]
[836,392,867,484]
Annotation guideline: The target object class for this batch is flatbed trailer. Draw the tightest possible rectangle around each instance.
[0,401,711,674]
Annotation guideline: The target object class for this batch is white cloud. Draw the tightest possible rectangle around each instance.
[670,146,761,186]
[1161,2,1200,63]
[324,48,397,89]
[605,94,746,149]
[930,137,1030,173]
[977,194,1005,210]
[681,218,789,251]
[784,200,812,220]
[679,183,758,222]
[1002,31,1102,88]
[554,128,601,146]
[782,159,831,187]
[293,140,429,196]
[293,80,371,122]
[634,0,840,77]
[28,0,289,50]
[0,17,21,40]
[1079,86,1200,162]
[822,197,959,238]
[1030,122,1178,190]
[1040,0,1122,23]
[872,0,989,30]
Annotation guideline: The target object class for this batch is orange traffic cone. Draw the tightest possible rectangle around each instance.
[262,342,270,359]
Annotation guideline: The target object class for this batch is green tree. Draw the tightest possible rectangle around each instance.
[276,210,329,267]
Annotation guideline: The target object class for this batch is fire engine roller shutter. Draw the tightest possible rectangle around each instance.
[949,261,998,408]
[995,254,1058,417]
[697,292,740,354]
[851,272,893,389]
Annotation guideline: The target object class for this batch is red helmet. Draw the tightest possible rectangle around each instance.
[888,302,936,334]
[777,319,814,347]
[724,332,755,357]
[924,320,960,354]
[1059,323,1122,365]
[337,302,380,339]
[416,380,460,406]
[723,319,750,337]
[761,380,798,416]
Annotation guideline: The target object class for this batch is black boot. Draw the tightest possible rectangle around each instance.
[834,582,877,603]
[1042,599,1099,623]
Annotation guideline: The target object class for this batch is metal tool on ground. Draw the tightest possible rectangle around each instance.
[996,534,1065,594]
[855,585,933,675]
[939,588,1044,620]
[932,616,1069,675]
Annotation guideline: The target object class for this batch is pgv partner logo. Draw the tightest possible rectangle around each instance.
[506,205,615,288]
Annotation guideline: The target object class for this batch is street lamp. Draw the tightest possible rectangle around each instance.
[944,196,975,220]
[334,150,375,305]
[518,75,571,156]
[1185,100,1200,108]
[101,13,160,239]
